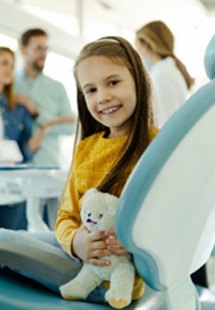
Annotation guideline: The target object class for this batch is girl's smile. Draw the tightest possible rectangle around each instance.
[77,55,136,138]
[99,104,122,115]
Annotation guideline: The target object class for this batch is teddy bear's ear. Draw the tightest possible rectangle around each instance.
[83,188,98,200]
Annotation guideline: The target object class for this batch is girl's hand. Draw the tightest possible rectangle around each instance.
[72,226,112,266]
[105,229,129,256]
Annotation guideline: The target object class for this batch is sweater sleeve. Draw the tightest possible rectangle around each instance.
[55,165,81,257]
[149,126,159,141]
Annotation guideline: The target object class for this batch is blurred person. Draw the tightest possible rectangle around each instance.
[0,46,46,230]
[15,28,75,167]
[0,106,4,139]
[136,21,208,288]
[135,23,209,288]
[0,47,45,163]
[135,20,194,128]
[15,28,76,230]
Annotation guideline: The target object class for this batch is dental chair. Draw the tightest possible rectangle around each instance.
[1,36,215,309]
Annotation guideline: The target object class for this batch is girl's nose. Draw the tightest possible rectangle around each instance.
[97,88,112,104]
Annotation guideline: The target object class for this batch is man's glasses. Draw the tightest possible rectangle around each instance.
[30,45,48,53]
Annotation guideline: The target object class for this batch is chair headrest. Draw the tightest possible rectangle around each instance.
[204,34,215,80]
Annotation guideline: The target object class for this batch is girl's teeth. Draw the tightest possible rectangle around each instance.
[102,106,119,114]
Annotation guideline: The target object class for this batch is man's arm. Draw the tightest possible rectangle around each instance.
[14,94,39,118]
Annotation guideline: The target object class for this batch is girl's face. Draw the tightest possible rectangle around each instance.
[77,55,136,138]
[0,51,14,88]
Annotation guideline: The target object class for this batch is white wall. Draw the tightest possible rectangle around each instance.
[0,0,83,58]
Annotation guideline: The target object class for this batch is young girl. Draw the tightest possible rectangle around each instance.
[55,36,158,302]
[0,36,207,304]
[0,47,45,163]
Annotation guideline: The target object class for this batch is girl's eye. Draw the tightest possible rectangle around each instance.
[86,87,96,94]
[109,80,119,87]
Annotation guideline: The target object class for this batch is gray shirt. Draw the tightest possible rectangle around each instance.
[15,72,74,166]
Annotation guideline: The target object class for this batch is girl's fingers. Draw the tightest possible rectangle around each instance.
[87,232,111,259]
[106,236,123,249]
[91,240,108,251]
[89,258,111,267]
[106,238,129,256]
[92,248,111,258]
[105,229,116,238]
[107,243,124,252]
[85,229,129,259]
[106,237,118,246]
[89,230,106,242]
[108,246,128,256]
[90,239,112,257]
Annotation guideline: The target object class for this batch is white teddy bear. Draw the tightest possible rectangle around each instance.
[60,188,135,309]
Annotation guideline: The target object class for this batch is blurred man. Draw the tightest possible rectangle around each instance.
[15,28,75,167]
[15,28,75,230]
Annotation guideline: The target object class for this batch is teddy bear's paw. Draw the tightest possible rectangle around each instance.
[106,290,131,309]
[60,293,83,301]
[60,282,88,300]
[108,298,130,309]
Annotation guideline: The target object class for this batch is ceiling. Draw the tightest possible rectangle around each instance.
[1,0,214,37]
[2,0,212,29]
[1,0,215,79]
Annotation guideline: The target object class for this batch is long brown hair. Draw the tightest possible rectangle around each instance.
[0,47,15,109]
[136,21,194,89]
[74,36,155,193]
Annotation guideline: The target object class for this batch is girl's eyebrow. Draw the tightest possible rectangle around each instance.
[106,74,120,80]
[82,83,95,91]
[82,74,121,90]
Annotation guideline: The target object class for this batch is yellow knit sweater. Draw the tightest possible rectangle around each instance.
[55,129,157,300]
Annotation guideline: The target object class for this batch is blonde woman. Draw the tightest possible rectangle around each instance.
[135,20,194,127]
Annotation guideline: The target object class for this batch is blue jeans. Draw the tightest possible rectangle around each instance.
[0,202,27,230]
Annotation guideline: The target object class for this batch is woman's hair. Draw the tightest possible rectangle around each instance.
[136,20,194,89]
[74,36,155,193]
[0,47,15,109]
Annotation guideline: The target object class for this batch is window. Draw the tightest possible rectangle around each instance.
[0,33,17,50]
[44,52,77,114]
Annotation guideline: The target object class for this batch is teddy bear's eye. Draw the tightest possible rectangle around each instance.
[87,213,91,217]
[98,214,103,219]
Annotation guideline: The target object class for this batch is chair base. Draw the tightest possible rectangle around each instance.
[0,268,164,310]
[1,268,215,310]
